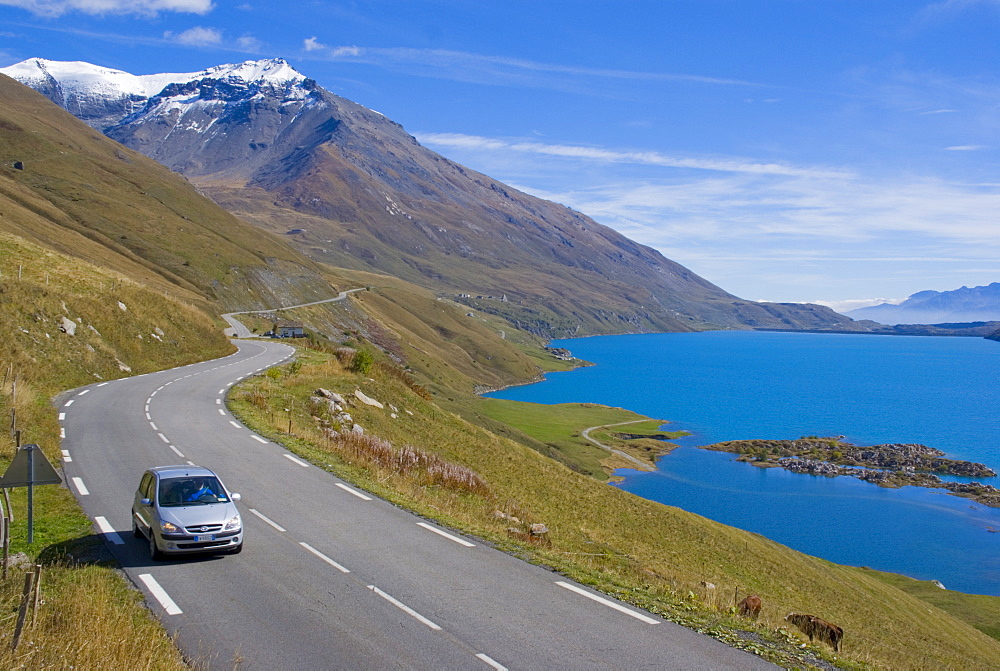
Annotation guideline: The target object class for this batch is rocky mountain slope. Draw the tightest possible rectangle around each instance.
[0,72,335,312]
[847,283,1000,325]
[4,57,867,337]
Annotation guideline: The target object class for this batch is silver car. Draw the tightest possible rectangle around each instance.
[132,465,243,559]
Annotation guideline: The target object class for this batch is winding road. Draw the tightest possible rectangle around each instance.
[220,289,365,338]
[58,339,773,669]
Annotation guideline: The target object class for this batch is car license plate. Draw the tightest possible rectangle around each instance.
[194,534,215,542]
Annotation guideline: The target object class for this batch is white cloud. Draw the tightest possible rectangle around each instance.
[0,0,213,17]
[945,145,986,151]
[235,34,261,52]
[303,36,326,52]
[300,45,761,90]
[165,26,222,46]
[415,130,1000,298]
[416,133,849,179]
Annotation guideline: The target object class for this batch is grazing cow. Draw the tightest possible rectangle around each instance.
[785,613,844,652]
[737,594,762,620]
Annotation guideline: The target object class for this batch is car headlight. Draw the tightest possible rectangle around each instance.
[224,515,241,531]
[160,520,180,533]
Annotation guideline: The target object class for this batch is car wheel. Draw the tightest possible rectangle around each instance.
[132,512,143,539]
[149,532,164,561]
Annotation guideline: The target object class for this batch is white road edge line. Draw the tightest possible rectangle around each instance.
[555,581,660,624]
[218,409,226,416]
[149,422,158,431]
[58,413,66,421]
[61,449,71,462]
[71,477,90,496]
[417,522,475,547]
[336,483,372,501]
[229,420,241,429]
[63,399,74,407]
[94,516,125,545]
[284,454,310,468]
[138,574,183,615]
[299,542,350,573]
[77,389,90,396]
[367,585,441,630]
[248,508,286,532]
[251,435,268,444]
[476,653,508,670]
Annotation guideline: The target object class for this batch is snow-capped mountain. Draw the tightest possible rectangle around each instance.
[4,57,865,336]
[1,57,310,132]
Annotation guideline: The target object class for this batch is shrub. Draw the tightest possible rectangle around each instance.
[351,349,375,375]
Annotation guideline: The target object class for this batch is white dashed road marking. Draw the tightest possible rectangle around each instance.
[71,477,90,496]
[417,522,475,547]
[249,508,286,532]
[284,454,310,468]
[229,421,241,429]
[336,483,372,501]
[476,653,508,670]
[138,574,183,615]
[61,449,71,462]
[94,516,124,545]
[299,542,350,573]
[251,435,268,444]
[170,445,185,458]
[368,585,441,630]
[555,581,660,624]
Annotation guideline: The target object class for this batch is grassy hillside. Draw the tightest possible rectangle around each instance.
[0,232,231,665]
[0,74,336,312]
[228,340,1000,670]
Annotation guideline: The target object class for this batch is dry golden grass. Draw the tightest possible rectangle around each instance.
[0,564,186,670]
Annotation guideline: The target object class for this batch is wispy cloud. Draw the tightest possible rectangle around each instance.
[417,133,848,179]
[0,0,213,17]
[1,22,262,55]
[300,40,760,90]
[945,144,986,151]
[164,26,222,47]
[415,130,1000,298]
[811,298,905,313]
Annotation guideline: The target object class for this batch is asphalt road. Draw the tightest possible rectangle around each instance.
[59,339,775,670]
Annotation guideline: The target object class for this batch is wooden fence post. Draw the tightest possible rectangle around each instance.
[11,571,34,650]
[31,565,41,626]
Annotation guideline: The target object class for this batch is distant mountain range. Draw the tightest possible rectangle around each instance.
[845,283,1000,325]
[3,57,866,337]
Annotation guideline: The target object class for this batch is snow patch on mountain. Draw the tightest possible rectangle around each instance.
[1,57,311,130]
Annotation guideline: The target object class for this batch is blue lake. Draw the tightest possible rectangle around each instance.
[487,331,1000,595]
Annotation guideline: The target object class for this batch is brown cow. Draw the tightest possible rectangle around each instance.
[785,613,844,652]
[737,594,762,620]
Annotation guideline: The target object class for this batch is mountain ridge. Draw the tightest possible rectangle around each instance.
[846,283,1000,325]
[4,57,868,338]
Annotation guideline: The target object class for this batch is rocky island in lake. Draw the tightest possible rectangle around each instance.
[702,438,1000,507]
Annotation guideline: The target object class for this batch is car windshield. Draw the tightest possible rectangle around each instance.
[157,476,228,507]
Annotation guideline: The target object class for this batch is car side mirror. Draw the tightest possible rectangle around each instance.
[140,498,152,506]
[231,493,241,501]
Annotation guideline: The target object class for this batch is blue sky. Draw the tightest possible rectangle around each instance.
[2,1,999,309]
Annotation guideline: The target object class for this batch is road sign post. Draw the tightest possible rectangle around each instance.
[0,444,62,544]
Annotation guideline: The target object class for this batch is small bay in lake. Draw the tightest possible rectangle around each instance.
[486,331,1000,595]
